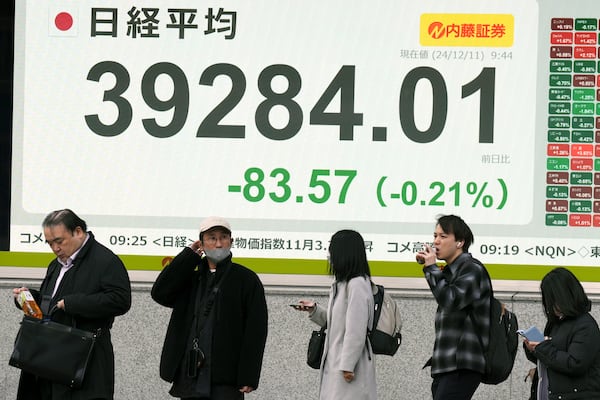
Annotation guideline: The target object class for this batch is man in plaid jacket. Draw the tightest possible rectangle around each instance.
[417,214,491,400]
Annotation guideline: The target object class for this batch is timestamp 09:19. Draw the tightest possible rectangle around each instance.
[479,243,519,256]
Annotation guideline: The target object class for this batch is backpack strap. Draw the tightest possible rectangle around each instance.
[372,284,384,331]
[467,256,493,351]
[365,281,383,360]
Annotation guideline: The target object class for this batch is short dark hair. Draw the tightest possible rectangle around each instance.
[436,214,474,252]
[541,267,591,325]
[42,209,87,233]
[328,229,371,282]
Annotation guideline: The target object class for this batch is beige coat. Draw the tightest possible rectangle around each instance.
[310,276,376,400]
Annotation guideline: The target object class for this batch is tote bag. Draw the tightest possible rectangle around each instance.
[9,316,97,388]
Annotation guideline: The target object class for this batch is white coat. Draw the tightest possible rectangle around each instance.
[310,276,376,400]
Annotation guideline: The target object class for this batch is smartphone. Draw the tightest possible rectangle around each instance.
[517,326,544,342]
[290,304,312,311]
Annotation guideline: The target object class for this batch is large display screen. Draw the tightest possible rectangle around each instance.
[5,0,600,279]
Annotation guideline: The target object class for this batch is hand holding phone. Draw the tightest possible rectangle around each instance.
[517,326,544,342]
[290,302,314,311]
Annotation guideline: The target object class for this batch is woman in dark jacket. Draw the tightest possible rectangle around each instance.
[524,267,600,400]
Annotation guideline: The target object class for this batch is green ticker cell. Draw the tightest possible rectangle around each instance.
[570,200,592,213]
[547,130,570,142]
[572,117,594,129]
[595,159,600,171]
[546,158,569,171]
[546,213,568,226]
[549,88,571,101]
[570,172,593,185]
[549,74,571,87]
[573,103,595,115]
[548,116,570,128]
[573,60,596,73]
[571,130,593,143]
[572,89,595,101]
[549,60,572,73]
[548,102,571,114]
[597,103,600,116]
[575,18,597,30]
[546,186,569,199]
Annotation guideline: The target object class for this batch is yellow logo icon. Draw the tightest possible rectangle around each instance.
[420,14,514,47]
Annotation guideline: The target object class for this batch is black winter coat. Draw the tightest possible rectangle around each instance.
[16,232,132,400]
[151,248,268,391]
[526,312,600,400]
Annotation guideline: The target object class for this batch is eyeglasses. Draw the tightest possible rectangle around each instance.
[201,233,231,245]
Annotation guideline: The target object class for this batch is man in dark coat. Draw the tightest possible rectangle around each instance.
[152,216,268,400]
[12,209,132,399]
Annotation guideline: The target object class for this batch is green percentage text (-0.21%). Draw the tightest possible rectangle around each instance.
[376,177,508,209]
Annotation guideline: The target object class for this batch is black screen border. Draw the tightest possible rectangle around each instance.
[0,1,14,250]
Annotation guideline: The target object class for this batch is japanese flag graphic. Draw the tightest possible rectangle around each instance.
[48,4,79,37]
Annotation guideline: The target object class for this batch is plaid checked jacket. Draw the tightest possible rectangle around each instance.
[423,252,492,376]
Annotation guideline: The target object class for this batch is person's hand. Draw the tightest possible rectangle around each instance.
[343,370,354,382]
[189,240,203,255]
[292,300,315,312]
[239,386,254,393]
[416,244,437,266]
[524,339,541,352]
[12,287,27,299]
[56,299,65,310]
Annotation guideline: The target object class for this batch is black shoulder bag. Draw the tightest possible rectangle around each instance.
[307,325,326,369]
[9,308,98,388]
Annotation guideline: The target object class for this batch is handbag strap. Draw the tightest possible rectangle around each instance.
[46,305,102,337]
[193,263,233,334]
[47,305,72,326]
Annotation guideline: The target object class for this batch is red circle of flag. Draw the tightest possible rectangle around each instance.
[54,12,73,32]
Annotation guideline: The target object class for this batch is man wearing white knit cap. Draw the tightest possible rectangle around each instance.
[152,216,268,400]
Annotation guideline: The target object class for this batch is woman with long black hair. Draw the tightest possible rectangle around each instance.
[294,229,376,400]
